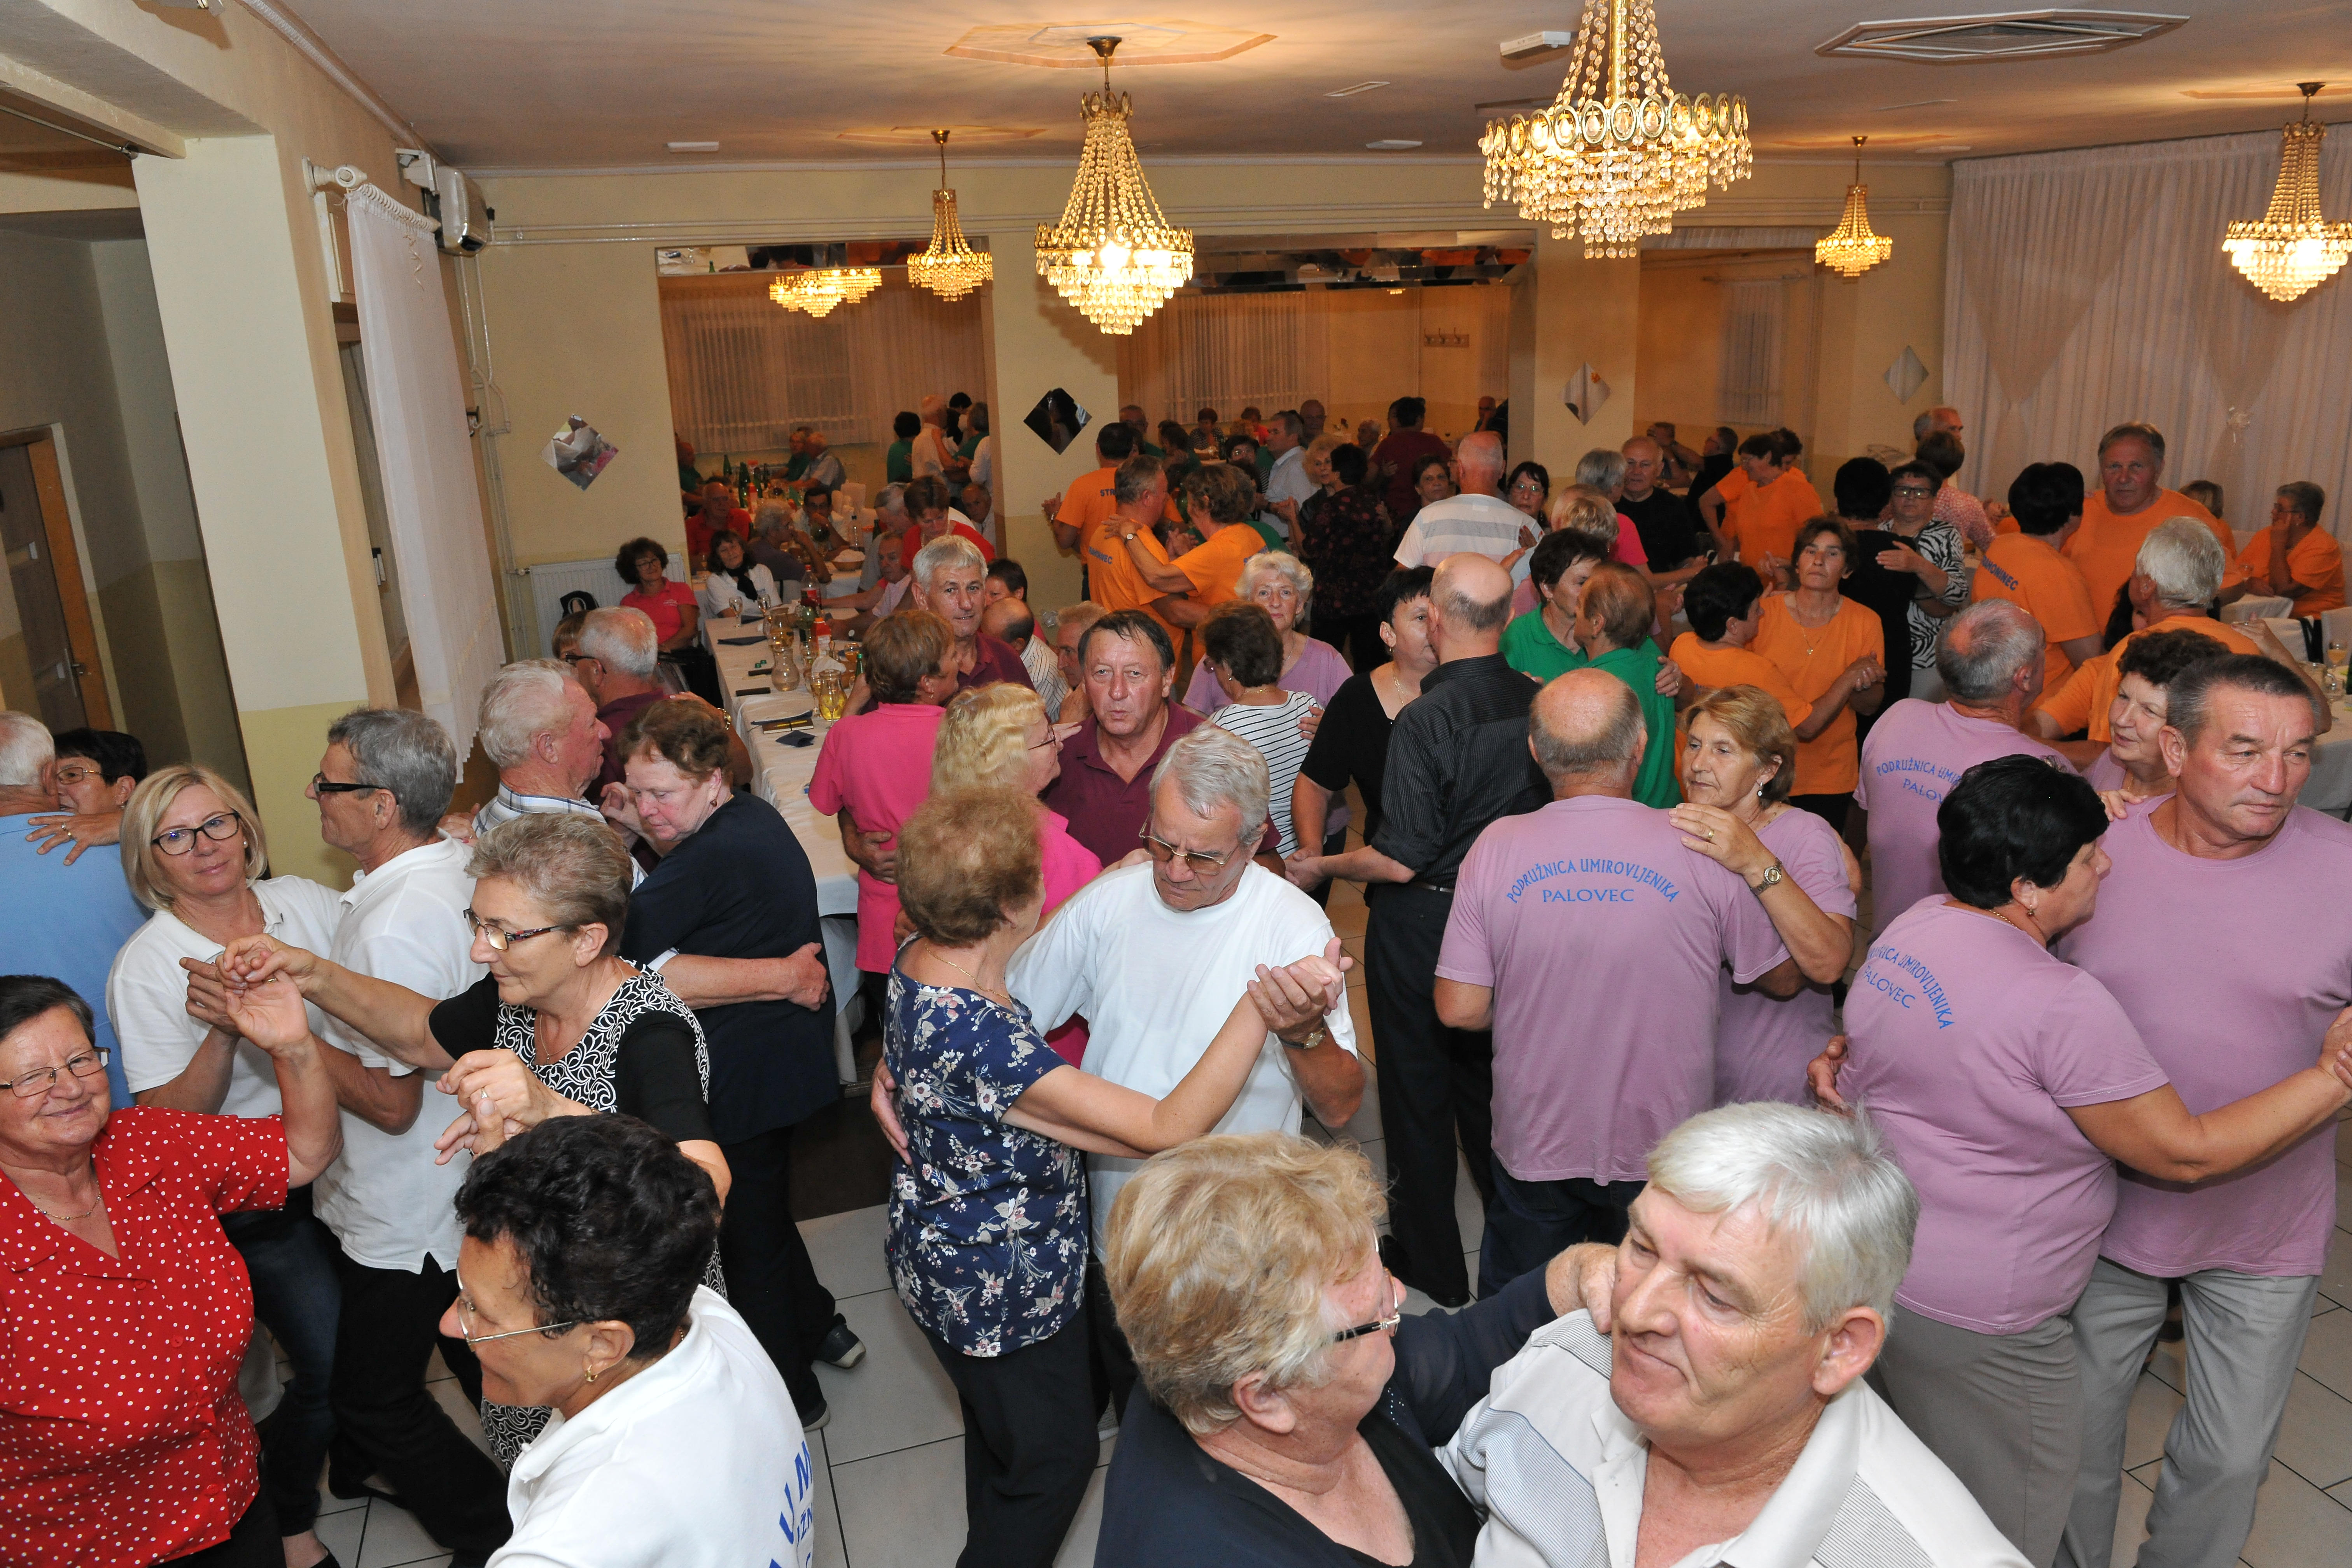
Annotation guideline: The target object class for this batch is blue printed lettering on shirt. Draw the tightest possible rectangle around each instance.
[1872,754,1964,804]
[1505,856,1678,906]
[1981,558,2021,591]
[1860,943,1956,1029]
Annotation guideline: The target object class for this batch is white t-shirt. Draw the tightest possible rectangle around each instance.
[912,425,956,480]
[494,1288,814,1568]
[108,877,345,1119]
[311,836,486,1272]
[1007,862,1357,1252]
[969,434,996,491]
[1264,446,1315,540]
[1394,492,1536,585]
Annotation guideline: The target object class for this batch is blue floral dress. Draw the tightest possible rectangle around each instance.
[883,963,1088,1356]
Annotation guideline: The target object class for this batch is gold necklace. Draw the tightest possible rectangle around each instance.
[18,1166,103,1223]
[929,948,1012,1004]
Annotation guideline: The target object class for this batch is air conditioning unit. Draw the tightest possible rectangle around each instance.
[429,168,492,254]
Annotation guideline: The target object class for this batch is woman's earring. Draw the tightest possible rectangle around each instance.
[583,1362,598,1384]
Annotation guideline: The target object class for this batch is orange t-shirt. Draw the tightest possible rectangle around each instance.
[1173,524,1263,608]
[2062,488,2233,629]
[2235,525,2347,615]
[1054,467,1121,541]
[1082,517,1181,653]
[1667,633,1816,733]
[2032,613,2260,741]
[1971,532,2102,691]
[1750,595,1883,796]
[1714,468,1825,572]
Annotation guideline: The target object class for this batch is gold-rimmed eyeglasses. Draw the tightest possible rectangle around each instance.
[4,1048,109,1099]
[1137,826,1238,875]
[464,910,572,952]
[1331,1270,1405,1344]
[452,1290,577,1347]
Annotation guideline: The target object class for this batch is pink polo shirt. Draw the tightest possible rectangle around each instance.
[808,702,945,972]
[2058,802,2352,1277]
[1437,796,1788,1183]
[1713,807,1856,1106]
[1037,808,1103,1065]
[1854,699,2073,936]
[1845,899,2169,1333]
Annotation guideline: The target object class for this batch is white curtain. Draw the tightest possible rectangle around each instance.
[1117,293,1334,424]
[660,276,986,452]
[1718,280,1786,426]
[346,186,502,760]
[1944,125,2352,538]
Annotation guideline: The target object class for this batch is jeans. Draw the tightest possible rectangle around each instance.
[222,1187,340,1535]
[718,1124,839,1417]
[1478,1167,1643,1299]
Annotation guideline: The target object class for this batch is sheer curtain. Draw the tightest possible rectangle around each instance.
[1944,126,2352,535]
[660,275,986,451]
[1118,293,1333,424]
[346,185,503,758]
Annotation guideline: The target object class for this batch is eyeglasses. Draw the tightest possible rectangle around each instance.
[312,773,390,798]
[5,1048,109,1099]
[452,1290,577,1347]
[52,763,101,787]
[1892,486,1936,500]
[1137,827,1239,875]
[1331,1270,1405,1344]
[559,651,598,669]
[1509,480,1546,495]
[1029,730,1062,751]
[152,811,243,856]
[465,910,572,952]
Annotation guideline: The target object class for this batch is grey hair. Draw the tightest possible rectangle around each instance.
[1530,676,1646,779]
[1936,600,2046,704]
[2097,421,2167,462]
[1574,448,1628,493]
[1237,550,1314,617]
[1150,725,1270,849]
[2165,653,2325,746]
[2135,518,2226,609]
[912,533,985,589]
[477,660,579,770]
[752,500,794,537]
[577,607,659,678]
[468,813,634,959]
[1645,1102,1920,1333]
[327,706,458,835]
[0,712,52,788]
[1911,410,1934,441]
[876,483,909,520]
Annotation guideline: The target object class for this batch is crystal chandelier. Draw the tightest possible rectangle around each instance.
[1816,136,1894,279]
[2225,83,2352,304]
[1480,0,1753,259]
[908,130,994,302]
[768,265,883,319]
[1034,37,1194,334]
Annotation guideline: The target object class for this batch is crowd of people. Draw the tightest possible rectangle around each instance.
[1,386,2347,1568]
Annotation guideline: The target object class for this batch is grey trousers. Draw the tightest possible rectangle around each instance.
[1869,1307,2080,1568]
[2059,1256,2317,1568]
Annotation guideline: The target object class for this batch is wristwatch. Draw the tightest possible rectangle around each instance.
[1286,1024,1331,1052]
[1749,862,1786,895]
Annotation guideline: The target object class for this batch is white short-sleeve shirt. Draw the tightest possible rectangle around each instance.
[310,836,486,1272]
[1393,492,1536,585]
[108,877,344,1120]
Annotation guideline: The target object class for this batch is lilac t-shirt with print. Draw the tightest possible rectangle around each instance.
[1713,807,1856,1107]
[2058,801,2352,1277]
[1845,899,2169,1333]
[1855,700,2074,937]
[1437,796,1788,1184]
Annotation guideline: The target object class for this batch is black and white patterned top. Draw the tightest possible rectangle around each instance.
[1902,518,1970,670]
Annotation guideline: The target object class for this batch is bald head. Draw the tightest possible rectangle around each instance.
[982,596,1034,646]
[1530,670,1645,796]
[1454,431,1505,494]
[1620,436,1664,499]
[1429,553,1514,659]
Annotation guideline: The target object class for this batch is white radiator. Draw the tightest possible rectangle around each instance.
[508,556,687,660]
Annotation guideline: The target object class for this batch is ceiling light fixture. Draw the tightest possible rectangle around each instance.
[1816,135,1895,278]
[2225,82,2352,304]
[769,266,883,319]
[1034,37,1194,335]
[1480,0,1753,259]
[907,129,995,302]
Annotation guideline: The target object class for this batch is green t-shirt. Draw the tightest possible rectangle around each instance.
[782,453,812,481]
[885,440,914,484]
[1500,609,1582,682]
[1499,620,1680,807]
[956,432,983,460]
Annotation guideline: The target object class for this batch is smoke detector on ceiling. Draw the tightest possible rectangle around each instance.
[1816,9,2186,63]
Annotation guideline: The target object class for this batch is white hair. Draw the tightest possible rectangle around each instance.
[1936,600,2046,703]
[1150,725,1270,849]
[1237,551,1314,619]
[2136,517,2227,609]
[0,712,52,788]
[576,606,659,679]
[1645,1102,1919,1332]
[876,483,909,520]
[476,659,579,769]
[912,533,986,589]
[1574,448,1628,493]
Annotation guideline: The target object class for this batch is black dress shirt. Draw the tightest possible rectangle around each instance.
[1370,653,1548,884]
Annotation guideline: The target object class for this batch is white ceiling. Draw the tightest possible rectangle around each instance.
[274,1,2352,173]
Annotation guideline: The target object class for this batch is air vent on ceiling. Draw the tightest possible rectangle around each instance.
[1816,9,2186,63]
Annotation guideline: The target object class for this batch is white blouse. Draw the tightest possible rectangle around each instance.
[698,562,778,618]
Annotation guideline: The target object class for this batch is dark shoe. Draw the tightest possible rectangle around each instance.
[801,1397,832,1432]
[815,1314,866,1370]
[325,1465,400,1505]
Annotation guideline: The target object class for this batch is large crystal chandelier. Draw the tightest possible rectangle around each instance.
[1034,37,1194,334]
[768,265,882,319]
[909,130,994,302]
[1816,136,1894,279]
[1480,0,1752,259]
[2225,83,2352,304]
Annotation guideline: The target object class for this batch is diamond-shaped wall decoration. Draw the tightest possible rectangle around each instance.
[1884,346,1928,404]
[1564,364,1611,425]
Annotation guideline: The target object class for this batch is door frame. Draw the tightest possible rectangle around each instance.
[0,427,114,730]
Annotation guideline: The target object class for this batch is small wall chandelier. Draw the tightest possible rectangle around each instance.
[909,130,994,301]
[2225,83,2352,304]
[769,266,882,319]
[1034,36,1195,334]
[1479,0,1753,259]
[1816,136,1894,279]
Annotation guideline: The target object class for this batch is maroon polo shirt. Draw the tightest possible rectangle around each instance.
[1041,704,1277,867]
[595,690,667,796]
[959,633,1036,693]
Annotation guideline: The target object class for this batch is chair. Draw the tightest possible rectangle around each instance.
[558,590,598,620]
[2222,595,2293,623]
[2321,605,2352,654]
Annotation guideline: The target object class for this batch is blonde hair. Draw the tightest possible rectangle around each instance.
[1105,1132,1386,1436]
[1545,483,1618,541]
[1685,685,1797,803]
[1305,433,1348,466]
[932,684,1048,794]
[123,765,269,911]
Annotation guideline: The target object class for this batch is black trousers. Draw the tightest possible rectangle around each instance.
[924,1312,1097,1568]
[221,1186,339,1535]
[1363,881,1496,1304]
[1312,613,1383,672]
[1479,1169,1644,1297]
[718,1124,838,1417]
[168,1491,278,1568]
[329,1250,511,1559]
[1084,1255,1139,1425]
